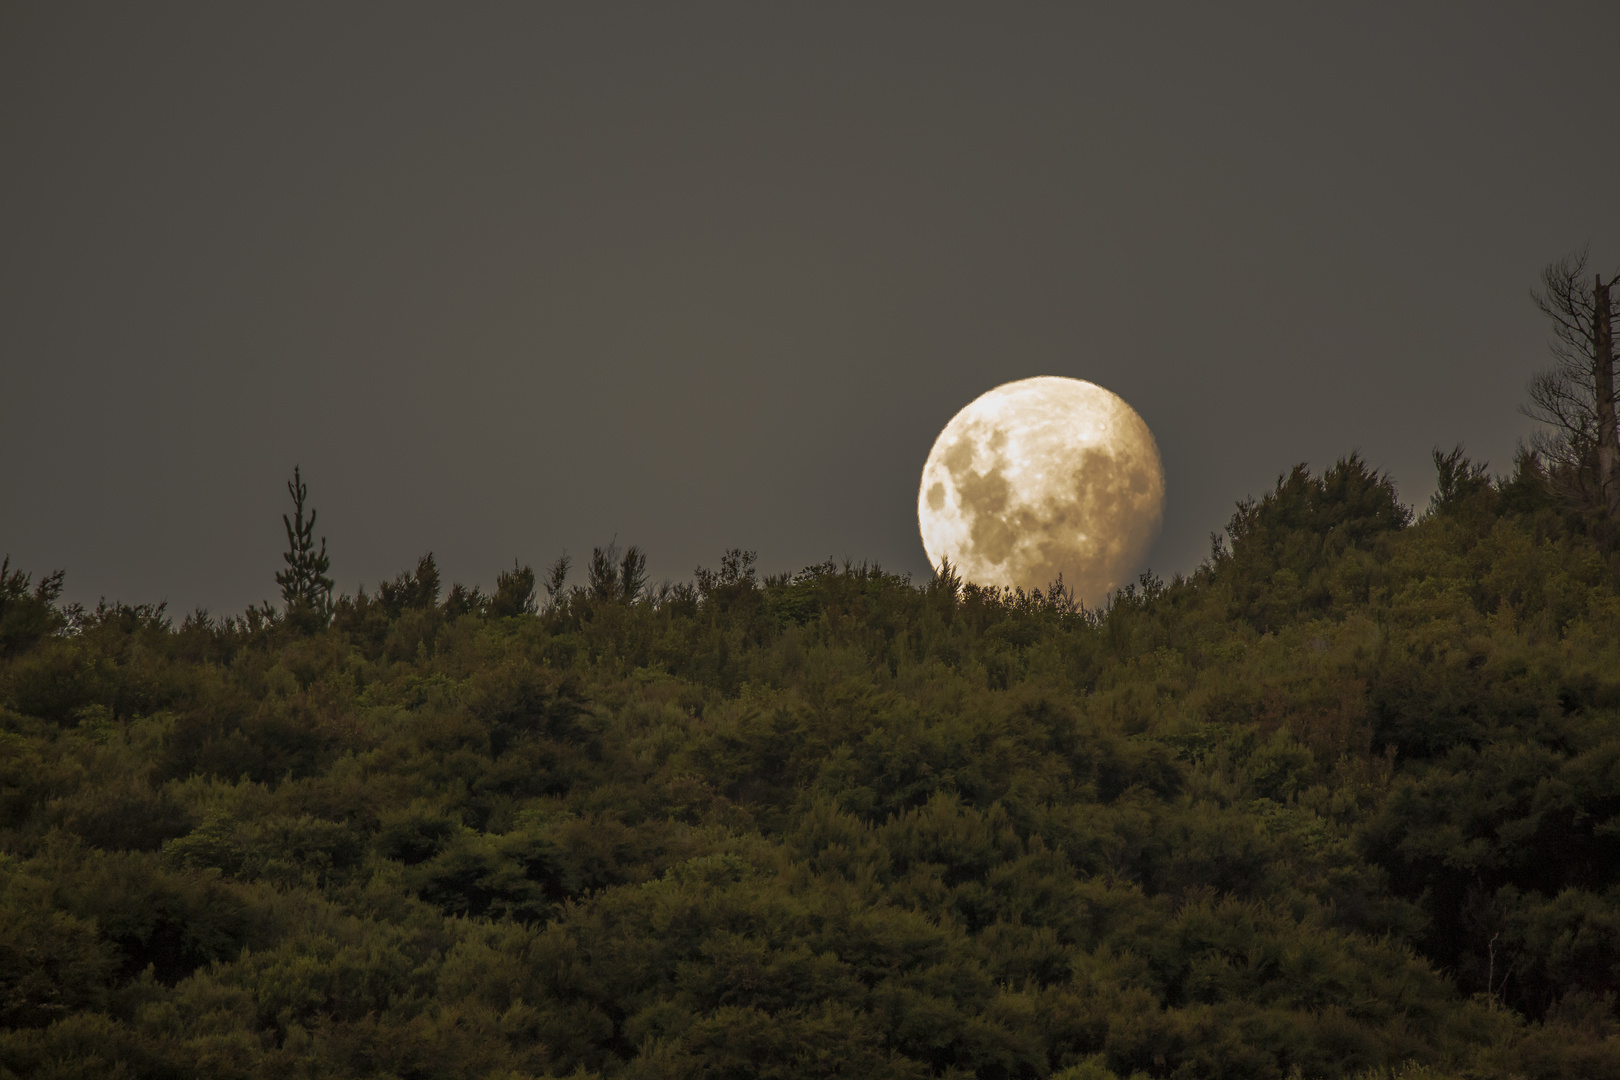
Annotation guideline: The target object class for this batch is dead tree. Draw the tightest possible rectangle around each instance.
[1523,248,1620,516]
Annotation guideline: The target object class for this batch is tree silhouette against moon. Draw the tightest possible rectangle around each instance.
[918,376,1165,607]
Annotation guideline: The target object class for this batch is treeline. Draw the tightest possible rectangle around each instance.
[2,448,1619,1079]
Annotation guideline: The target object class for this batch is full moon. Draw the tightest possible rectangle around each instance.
[918,376,1165,607]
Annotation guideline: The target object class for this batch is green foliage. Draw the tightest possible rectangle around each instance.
[2,451,1619,1077]
[0,557,64,658]
[491,563,538,619]
[588,543,649,604]
[1218,455,1411,631]
[275,467,334,624]
[377,553,441,616]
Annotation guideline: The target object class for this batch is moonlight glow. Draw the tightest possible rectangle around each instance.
[918,376,1165,606]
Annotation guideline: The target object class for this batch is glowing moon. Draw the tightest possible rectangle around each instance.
[918,376,1164,606]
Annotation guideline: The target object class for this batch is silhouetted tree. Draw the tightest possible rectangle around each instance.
[275,466,333,620]
[542,553,571,611]
[587,544,619,600]
[618,545,647,603]
[695,548,757,597]
[378,554,440,616]
[0,556,63,656]
[926,556,962,604]
[1524,249,1620,515]
[490,561,537,617]
[586,542,647,603]
[1429,445,1492,516]
[442,582,486,618]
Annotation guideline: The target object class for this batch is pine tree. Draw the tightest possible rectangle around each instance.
[542,553,571,611]
[490,561,537,617]
[618,545,647,603]
[276,466,333,619]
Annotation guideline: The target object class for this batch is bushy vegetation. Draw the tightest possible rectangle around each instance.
[3,450,1619,1079]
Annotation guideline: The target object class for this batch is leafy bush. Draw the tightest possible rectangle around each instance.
[1,452,1618,1076]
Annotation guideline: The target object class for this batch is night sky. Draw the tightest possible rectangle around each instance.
[4,4,1618,615]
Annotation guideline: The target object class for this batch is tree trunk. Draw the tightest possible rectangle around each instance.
[1595,275,1619,513]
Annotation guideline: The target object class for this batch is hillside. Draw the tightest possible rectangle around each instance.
[2,451,1619,1080]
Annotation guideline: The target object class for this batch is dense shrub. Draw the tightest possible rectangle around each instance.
[1,453,1618,1078]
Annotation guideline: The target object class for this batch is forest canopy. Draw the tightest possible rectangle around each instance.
[2,448,1620,1080]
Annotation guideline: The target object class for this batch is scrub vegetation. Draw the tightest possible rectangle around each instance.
[3,448,1620,1080]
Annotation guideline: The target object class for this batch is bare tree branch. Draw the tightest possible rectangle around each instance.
[1524,247,1620,516]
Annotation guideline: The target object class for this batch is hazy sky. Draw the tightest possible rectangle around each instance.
[4,4,1618,614]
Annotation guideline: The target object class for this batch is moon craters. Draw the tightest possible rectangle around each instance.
[918,377,1164,607]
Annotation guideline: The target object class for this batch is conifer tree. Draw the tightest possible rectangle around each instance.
[377,554,439,616]
[275,466,333,618]
[542,553,571,611]
[490,561,537,617]
[0,556,64,656]
[618,545,647,603]
[586,542,647,602]
[587,544,620,600]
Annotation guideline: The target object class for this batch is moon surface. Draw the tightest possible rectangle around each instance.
[918,376,1164,607]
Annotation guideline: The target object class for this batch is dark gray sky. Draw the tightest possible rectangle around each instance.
[4,4,1618,614]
